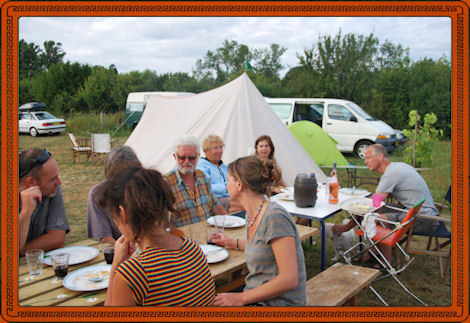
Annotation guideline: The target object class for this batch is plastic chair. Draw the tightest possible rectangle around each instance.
[343,198,427,306]
[67,133,92,163]
[403,186,451,279]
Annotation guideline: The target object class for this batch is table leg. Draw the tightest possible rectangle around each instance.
[321,220,325,271]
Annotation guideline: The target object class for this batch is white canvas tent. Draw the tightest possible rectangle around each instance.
[126,73,326,185]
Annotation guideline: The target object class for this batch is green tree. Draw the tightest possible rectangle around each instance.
[40,40,66,69]
[19,39,42,78]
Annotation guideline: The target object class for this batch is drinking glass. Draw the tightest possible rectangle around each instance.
[52,253,69,280]
[101,242,115,264]
[25,249,44,277]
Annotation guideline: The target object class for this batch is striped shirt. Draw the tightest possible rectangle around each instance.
[165,169,220,227]
[116,238,215,306]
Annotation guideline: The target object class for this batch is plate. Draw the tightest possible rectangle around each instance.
[199,244,229,264]
[207,215,246,228]
[339,187,369,196]
[340,197,385,215]
[277,192,294,201]
[63,264,111,291]
[44,246,99,266]
[280,187,294,193]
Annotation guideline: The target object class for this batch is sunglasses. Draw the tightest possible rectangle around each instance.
[176,155,198,162]
[20,148,52,178]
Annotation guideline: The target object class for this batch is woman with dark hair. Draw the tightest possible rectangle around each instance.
[98,167,215,306]
[210,156,306,306]
[254,135,288,194]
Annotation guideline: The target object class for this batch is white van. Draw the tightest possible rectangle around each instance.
[125,91,194,129]
[265,98,398,158]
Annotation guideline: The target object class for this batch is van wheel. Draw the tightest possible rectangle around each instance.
[29,127,38,137]
[355,140,373,159]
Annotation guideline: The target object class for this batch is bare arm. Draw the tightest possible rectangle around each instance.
[19,186,42,255]
[105,266,136,306]
[21,230,66,256]
[214,236,298,306]
[100,236,116,243]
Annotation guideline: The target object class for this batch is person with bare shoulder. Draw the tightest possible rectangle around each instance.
[19,148,69,256]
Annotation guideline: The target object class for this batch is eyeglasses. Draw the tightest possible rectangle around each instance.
[176,155,198,162]
[19,148,51,178]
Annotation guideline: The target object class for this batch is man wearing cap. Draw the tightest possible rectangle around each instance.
[19,148,69,256]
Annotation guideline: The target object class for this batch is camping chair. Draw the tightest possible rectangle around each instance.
[91,133,118,164]
[343,198,427,306]
[403,186,451,279]
[67,133,92,163]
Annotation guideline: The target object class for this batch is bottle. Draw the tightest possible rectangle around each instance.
[328,162,339,204]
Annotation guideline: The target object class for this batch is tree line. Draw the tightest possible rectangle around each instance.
[19,32,451,137]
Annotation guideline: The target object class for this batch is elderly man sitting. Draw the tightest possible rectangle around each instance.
[166,135,227,227]
[333,144,439,266]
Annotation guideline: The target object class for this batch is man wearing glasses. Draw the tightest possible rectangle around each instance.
[166,135,227,227]
[19,148,69,256]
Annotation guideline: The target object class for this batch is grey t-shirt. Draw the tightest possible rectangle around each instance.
[377,162,439,231]
[26,186,69,243]
[86,181,122,241]
[244,202,306,306]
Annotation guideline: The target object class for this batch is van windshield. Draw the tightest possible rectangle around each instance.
[346,102,376,121]
[269,103,292,119]
[128,103,145,112]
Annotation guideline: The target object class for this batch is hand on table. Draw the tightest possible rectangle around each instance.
[210,233,235,249]
[214,292,244,306]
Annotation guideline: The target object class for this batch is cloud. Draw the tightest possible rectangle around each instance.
[19,17,451,75]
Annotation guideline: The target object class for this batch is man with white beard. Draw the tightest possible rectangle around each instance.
[18,148,69,256]
[165,135,227,227]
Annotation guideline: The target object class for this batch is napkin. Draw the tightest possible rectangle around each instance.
[361,212,377,238]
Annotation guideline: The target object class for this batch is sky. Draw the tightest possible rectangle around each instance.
[19,16,451,76]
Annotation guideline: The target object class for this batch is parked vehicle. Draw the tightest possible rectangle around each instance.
[19,102,66,137]
[265,98,398,158]
[125,92,194,129]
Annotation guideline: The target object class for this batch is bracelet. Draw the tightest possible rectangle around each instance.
[236,239,239,251]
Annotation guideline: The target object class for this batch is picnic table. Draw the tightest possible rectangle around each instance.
[18,222,318,306]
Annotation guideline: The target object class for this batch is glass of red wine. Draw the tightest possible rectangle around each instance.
[101,242,115,264]
[51,253,69,280]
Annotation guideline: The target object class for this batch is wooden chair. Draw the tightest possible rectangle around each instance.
[67,133,92,163]
[403,186,451,279]
[91,133,118,164]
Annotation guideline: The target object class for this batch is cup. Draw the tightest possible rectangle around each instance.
[213,215,226,234]
[101,242,115,264]
[189,224,207,244]
[51,253,69,280]
[25,249,44,277]
[372,193,384,208]
[324,178,331,199]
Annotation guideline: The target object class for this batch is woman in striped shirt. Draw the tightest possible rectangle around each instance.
[98,166,215,306]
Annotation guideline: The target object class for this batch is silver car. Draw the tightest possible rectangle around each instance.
[19,102,66,137]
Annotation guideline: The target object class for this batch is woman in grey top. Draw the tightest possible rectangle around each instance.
[211,156,306,306]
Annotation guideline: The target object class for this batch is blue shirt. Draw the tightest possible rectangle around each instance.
[197,158,229,198]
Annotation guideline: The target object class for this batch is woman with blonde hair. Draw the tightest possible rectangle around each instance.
[211,156,306,306]
[254,135,287,194]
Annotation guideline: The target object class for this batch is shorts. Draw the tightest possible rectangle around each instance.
[385,212,438,234]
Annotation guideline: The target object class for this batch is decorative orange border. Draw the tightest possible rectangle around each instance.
[1,1,469,322]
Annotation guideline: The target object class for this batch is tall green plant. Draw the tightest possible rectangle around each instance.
[403,110,442,167]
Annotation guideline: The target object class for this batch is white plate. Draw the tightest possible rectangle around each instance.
[207,215,246,228]
[63,264,111,291]
[340,197,385,215]
[339,187,369,196]
[280,187,294,193]
[199,244,229,264]
[277,192,294,201]
[44,246,99,266]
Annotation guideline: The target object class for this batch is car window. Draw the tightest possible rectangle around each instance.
[34,112,57,120]
[21,113,32,121]
[294,103,322,122]
[269,103,292,119]
[328,104,354,121]
[127,103,145,112]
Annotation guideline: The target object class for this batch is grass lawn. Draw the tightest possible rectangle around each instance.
[19,132,452,307]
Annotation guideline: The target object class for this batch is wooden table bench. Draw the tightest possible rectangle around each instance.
[306,262,381,306]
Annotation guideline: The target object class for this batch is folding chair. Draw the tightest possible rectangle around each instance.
[403,186,451,279]
[67,133,92,163]
[343,198,427,306]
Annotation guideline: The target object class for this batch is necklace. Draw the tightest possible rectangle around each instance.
[247,200,266,227]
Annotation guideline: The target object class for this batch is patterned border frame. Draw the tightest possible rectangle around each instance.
[1,1,468,322]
